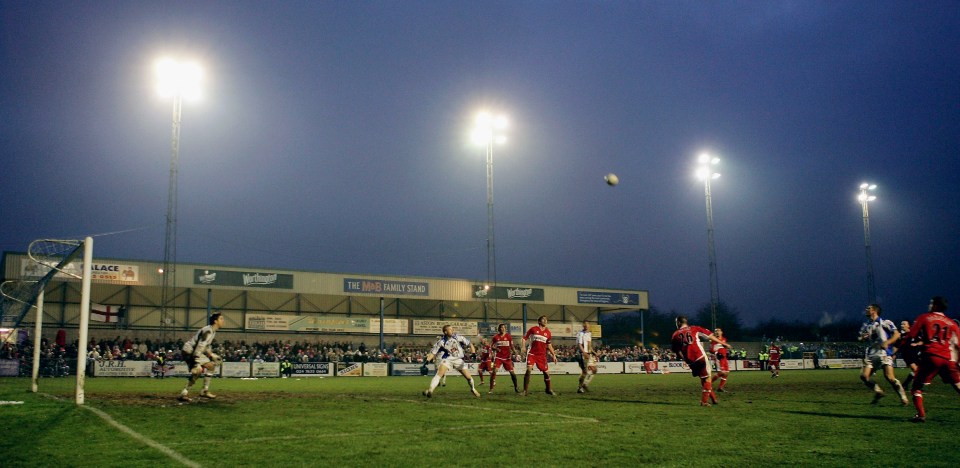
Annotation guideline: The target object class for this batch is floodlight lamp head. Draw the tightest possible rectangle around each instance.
[155,58,203,101]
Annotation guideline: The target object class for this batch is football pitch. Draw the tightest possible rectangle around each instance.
[2,370,958,467]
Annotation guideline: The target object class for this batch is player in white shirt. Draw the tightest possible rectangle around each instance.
[422,325,480,398]
[178,313,224,402]
[576,320,597,393]
[858,304,908,405]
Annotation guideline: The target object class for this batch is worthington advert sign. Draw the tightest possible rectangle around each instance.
[194,269,293,289]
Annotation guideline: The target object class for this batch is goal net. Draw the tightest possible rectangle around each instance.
[0,238,93,404]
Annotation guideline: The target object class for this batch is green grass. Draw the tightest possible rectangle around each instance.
[1,370,958,467]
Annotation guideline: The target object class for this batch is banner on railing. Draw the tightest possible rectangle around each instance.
[363,363,389,377]
[221,362,250,378]
[391,363,435,376]
[337,362,363,377]
[252,362,279,377]
[93,360,153,377]
[291,362,334,377]
[0,359,19,376]
[246,314,408,334]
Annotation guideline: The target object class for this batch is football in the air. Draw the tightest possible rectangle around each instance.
[604,173,619,186]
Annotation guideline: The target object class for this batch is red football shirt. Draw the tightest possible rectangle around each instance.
[524,326,552,357]
[671,325,712,363]
[906,312,960,361]
[479,345,492,362]
[711,336,729,359]
[492,333,514,360]
[768,345,781,362]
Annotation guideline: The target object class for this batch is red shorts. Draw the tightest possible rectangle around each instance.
[479,360,492,372]
[527,354,549,372]
[912,355,960,392]
[688,359,709,378]
[768,360,780,370]
[494,357,514,372]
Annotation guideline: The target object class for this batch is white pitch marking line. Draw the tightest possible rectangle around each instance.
[41,394,201,468]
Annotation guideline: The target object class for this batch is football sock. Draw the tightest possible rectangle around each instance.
[510,373,518,389]
[523,373,530,393]
[902,372,914,388]
[428,373,442,392]
[912,391,925,418]
[700,378,711,404]
[584,373,595,386]
[718,377,727,390]
[489,374,496,390]
[544,374,552,392]
[891,379,906,400]
[203,375,211,392]
[467,377,476,391]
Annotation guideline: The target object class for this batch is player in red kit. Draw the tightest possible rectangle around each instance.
[904,296,960,422]
[489,323,520,394]
[710,328,731,392]
[522,315,558,396]
[476,338,492,384]
[671,315,731,406]
[767,343,781,378]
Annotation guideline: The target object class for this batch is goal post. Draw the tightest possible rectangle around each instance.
[0,237,93,404]
[75,236,93,405]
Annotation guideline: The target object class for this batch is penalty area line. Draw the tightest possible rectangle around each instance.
[41,393,201,468]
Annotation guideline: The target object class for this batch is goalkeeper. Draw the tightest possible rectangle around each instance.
[178,313,224,402]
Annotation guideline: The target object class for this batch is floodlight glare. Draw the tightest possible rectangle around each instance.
[155,58,203,100]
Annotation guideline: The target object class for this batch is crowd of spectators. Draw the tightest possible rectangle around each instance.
[1,334,870,370]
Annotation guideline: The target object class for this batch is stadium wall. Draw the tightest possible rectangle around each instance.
[2,252,646,344]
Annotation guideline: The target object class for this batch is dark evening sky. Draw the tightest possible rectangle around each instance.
[2,1,958,325]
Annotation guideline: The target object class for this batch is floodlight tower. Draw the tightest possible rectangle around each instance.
[696,153,721,330]
[470,111,508,317]
[155,58,202,336]
[858,183,878,304]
